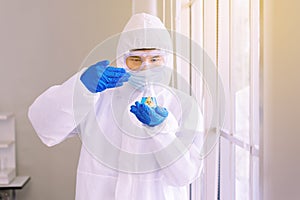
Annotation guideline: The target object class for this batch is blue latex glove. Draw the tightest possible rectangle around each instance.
[80,60,130,93]
[130,101,168,127]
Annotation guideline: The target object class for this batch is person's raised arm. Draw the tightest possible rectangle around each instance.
[28,60,130,146]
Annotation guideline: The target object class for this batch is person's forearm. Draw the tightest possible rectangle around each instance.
[28,69,99,146]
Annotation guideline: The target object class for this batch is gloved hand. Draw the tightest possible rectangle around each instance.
[80,60,130,93]
[130,101,168,127]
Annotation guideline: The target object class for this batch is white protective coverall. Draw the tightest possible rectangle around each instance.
[28,13,204,200]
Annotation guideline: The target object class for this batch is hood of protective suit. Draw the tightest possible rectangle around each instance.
[116,13,173,86]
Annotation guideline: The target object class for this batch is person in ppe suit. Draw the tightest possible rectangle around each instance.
[28,13,204,200]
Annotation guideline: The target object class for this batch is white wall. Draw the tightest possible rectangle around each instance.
[0,0,131,199]
[263,0,300,199]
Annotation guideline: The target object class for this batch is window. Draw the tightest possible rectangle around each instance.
[161,0,261,199]
[218,0,260,199]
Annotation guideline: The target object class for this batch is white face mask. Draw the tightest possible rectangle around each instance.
[128,65,172,89]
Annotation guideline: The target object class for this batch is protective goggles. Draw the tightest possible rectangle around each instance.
[124,50,167,71]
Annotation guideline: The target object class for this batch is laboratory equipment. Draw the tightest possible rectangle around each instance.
[0,113,16,184]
